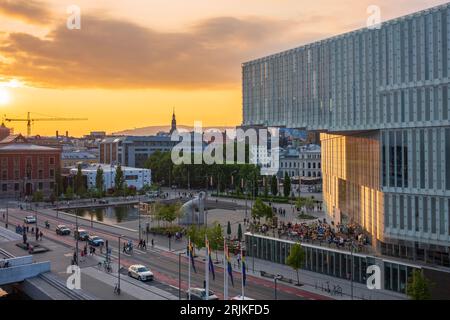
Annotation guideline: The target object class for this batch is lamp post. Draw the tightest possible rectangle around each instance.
[252,242,257,273]
[5,202,9,229]
[350,240,356,300]
[117,235,124,295]
[178,252,182,300]
[274,274,282,300]
[75,206,79,266]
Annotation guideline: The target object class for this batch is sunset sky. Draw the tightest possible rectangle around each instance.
[0,0,447,136]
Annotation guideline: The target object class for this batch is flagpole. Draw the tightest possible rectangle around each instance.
[188,237,191,300]
[224,239,228,300]
[205,235,209,301]
[241,247,245,300]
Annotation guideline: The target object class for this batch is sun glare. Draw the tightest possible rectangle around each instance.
[0,88,10,105]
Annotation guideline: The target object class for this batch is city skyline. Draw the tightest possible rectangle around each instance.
[1,0,448,136]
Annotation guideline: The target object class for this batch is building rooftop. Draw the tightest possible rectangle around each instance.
[69,163,150,173]
[0,143,59,152]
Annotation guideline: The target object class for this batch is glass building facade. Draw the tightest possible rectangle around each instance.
[242,4,450,267]
[245,233,421,294]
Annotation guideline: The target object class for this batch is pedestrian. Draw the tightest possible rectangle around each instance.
[26,225,29,233]
[92,247,96,255]
[151,238,154,248]
[39,231,43,241]
[31,227,34,234]
[35,230,39,241]
[84,245,87,256]
[143,240,146,250]
[123,242,126,253]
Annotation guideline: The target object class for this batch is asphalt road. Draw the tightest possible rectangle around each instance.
[5,207,328,300]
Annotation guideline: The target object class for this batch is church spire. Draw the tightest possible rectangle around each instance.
[170,107,177,134]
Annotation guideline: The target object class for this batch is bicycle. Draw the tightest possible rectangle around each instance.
[331,285,342,296]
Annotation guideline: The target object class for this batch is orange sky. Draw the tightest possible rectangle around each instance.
[0,0,447,136]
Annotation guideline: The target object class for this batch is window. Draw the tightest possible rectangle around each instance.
[38,182,43,190]
[49,157,55,165]
[49,169,55,178]
[1,184,6,191]
[38,170,43,179]
[14,183,19,191]
[1,170,6,180]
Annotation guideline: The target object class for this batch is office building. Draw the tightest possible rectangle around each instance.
[243,3,450,268]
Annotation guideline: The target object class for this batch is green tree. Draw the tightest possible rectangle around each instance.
[95,166,104,194]
[32,190,44,202]
[406,270,432,300]
[270,176,278,196]
[55,167,63,197]
[237,223,243,242]
[263,178,269,198]
[283,172,291,198]
[145,151,173,186]
[65,186,74,200]
[187,225,206,250]
[114,164,125,195]
[75,164,86,196]
[154,202,182,225]
[207,223,224,262]
[286,243,306,285]
[252,198,273,222]
[226,221,232,239]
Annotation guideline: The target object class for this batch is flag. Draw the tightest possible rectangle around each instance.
[206,239,215,280]
[224,242,234,287]
[241,252,246,287]
[188,239,196,273]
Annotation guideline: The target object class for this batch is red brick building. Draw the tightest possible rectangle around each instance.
[0,143,61,198]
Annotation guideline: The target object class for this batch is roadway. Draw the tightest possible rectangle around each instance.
[4,207,329,300]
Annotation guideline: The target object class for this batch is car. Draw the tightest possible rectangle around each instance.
[56,225,71,235]
[127,264,154,281]
[186,288,219,300]
[99,199,109,204]
[74,229,89,241]
[24,216,36,224]
[88,235,105,246]
[231,295,255,300]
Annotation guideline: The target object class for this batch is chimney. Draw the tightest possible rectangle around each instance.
[66,131,68,138]
[56,130,59,138]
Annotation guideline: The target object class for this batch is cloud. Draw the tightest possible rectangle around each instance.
[0,0,51,25]
[0,14,315,90]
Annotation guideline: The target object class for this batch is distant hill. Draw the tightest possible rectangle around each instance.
[112,125,235,136]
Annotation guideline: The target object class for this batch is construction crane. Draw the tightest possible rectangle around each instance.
[4,112,88,137]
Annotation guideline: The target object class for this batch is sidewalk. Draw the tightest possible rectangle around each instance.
[176,246,407,301]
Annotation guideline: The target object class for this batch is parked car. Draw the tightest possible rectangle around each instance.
[56,225,71,236]
[74,229,89,241]
[127,264,154,281]
[24,216,36,224]
[98,199,109,204]
[88,235,105,246]
[186,288,219,300]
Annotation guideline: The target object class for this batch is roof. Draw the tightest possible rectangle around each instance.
[0,143,59,152]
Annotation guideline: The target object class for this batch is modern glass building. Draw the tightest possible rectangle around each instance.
[242,4,450,267]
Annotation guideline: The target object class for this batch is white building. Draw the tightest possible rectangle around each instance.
[69,163,151,191]
[279,144,321,179]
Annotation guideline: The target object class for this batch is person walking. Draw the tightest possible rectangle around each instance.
[143,240,146,250]
[151,238,154,248]
[35,228,39,241]
[39,230,43,241]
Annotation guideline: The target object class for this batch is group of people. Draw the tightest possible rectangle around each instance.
[138,239,147,250]
[15,224,43,241]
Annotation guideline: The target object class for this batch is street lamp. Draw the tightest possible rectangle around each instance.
[178,252,182,300]
[75,205,79,266]
[252,243,257,273]
[274,274,282,300]
[117,234,124,295]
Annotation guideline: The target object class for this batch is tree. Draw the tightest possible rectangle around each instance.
[95,166,104,193]
[263,178,269,198]
[207,223,224,262]
[286,243,306,285]
[187,225,206,251]
[74,164,86,196]
[237,223,243,242]
[270,176,278,196]
[226,221,232,239]
[283,172,291,198]
[406,270,432,300]
[114,164,125,195]
[154,202,182,225]
[65,186,74,200]
[32,190,44,202]
[55,167,63,197]
[252,198,273,222]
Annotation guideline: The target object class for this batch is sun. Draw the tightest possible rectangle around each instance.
[0,88,10,105]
